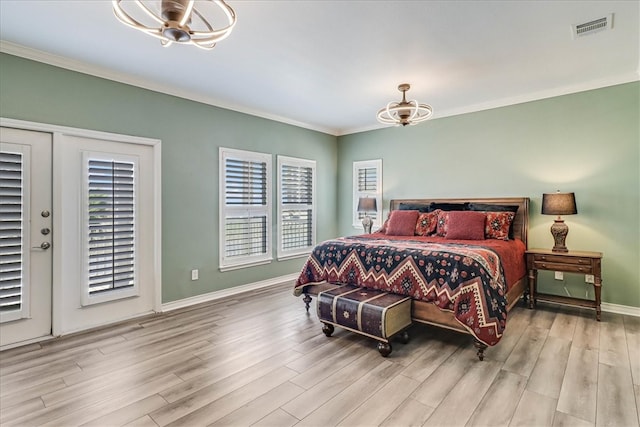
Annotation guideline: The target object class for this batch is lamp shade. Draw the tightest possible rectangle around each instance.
[541,192,577,216]
[357,197,377,213]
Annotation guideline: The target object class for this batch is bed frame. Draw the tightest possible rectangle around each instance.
[300,197,530,360]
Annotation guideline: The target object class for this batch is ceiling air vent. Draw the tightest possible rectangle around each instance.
[572,14,613,38]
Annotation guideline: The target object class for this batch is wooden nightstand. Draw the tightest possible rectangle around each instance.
[526,248,603,320]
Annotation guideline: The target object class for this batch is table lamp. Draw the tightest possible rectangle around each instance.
[541,191,577,252]
[357,197,377,234]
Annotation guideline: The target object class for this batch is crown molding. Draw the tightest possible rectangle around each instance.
[435,72,640,121]
[0,41,337,136]
[339,71,640,136]
[2,41,638,138]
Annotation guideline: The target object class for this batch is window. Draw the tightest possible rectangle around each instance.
[352,159,383,229]
[219,148,272,271]
[82,152,138,306]
[277,156,316,260]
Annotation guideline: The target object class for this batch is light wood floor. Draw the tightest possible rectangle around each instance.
[1,282,639,427]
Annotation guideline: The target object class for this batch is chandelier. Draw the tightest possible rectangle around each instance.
[376,84,433,126]
[112,0,237,50]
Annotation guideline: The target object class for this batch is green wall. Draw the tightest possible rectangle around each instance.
[0,53,338,303]
[337,82,640,308]
[2,52,638,309]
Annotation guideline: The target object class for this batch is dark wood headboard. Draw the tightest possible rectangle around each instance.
[389,197,529,248]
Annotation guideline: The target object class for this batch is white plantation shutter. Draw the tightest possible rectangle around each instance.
[83,154,138,305]
[224,215,267,258]
[0,150,28,321]
[225,158,267,206]
[277,156,315,259]
[219,148,271,271]
[353,159,382,229]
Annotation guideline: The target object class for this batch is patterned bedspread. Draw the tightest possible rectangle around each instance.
[294,236,510,346]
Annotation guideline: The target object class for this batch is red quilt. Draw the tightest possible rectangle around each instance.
[294,235,526,346]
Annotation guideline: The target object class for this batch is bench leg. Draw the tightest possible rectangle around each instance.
[322,322,334,337]
[303,294,312,312]
[378,341,392,357]
[398,330,410,344]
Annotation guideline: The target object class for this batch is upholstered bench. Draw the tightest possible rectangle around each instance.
[317,285,412,357]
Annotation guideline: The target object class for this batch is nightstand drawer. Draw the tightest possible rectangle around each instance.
[533,260,593,273]
[532,254,592,266]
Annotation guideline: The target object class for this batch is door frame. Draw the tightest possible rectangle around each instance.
[0,118,162,339]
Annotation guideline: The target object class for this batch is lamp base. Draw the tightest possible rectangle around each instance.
[362,215,373,234]
[550,219,569,252]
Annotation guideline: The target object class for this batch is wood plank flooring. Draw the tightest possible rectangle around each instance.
[1,282,639,427]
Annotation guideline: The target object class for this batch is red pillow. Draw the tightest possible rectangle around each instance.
[445,211,486,240]
[435,210,449,237]
[385,210,419,236]
[415,211,438,236]
[485,211,515,240]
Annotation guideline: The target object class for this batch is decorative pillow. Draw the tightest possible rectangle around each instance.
[385,210,419,236]
[485,211,516,240]
[445,211,486,240]
[467,203,519,238]
[435,210,449,237]
[415,211,438,236]
[399,202,431,213]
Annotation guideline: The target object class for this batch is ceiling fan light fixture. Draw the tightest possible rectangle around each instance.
[376,83,433,126]
[112,0,236,50]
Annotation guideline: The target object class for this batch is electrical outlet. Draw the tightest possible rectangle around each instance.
[191,269,199,281]
[554,271,564,281]
[585,274,595,284]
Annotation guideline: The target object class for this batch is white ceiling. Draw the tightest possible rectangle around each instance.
[1,1,638,136]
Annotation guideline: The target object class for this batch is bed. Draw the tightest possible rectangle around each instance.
[293,197,529,360]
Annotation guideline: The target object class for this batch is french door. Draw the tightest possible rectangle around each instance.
[55,133,158,335]
[1,120,160,349]
[0,127,53,347]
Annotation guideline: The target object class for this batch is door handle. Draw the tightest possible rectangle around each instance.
[32,242,51,250]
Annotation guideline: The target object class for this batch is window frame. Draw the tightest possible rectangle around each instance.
[352,159,383,230]
[81,151,139,306]
[219,147,272,272]
[277,155,316,260]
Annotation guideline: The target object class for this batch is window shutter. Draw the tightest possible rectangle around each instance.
[358,166,378,192]
[281,164,313,205]
[87,159,135,296]
[279,160,314,255]
[224,158,267,206]
[281,209,312,250]
[224,215,267,258]
[0,151,24,314]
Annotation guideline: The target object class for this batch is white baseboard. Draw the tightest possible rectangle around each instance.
[161,273,299,313]
[161,274,640,317]
[602,302,640,317]
[0,309,157,352]
[0,335,54,352]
